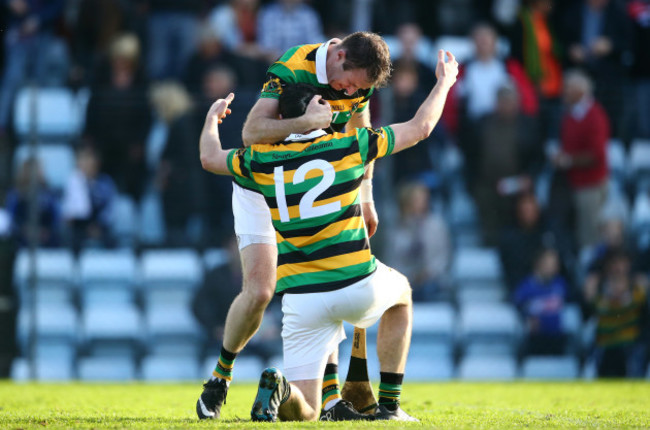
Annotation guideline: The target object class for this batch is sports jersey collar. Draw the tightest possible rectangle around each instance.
[315,40,334,85]
[285,129,328,142]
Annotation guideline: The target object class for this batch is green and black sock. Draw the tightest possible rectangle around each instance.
[321,363,342,411]
[212,347,237,384]
[378,372,403,411]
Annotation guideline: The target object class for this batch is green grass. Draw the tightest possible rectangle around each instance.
[1,381,649,429]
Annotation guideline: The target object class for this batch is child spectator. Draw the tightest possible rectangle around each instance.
[5,158,60,248]
[514,247,568,356]
[584,248,649,378]
[61,146,116,253]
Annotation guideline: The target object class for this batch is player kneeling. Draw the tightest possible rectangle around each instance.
[199,50,458,422]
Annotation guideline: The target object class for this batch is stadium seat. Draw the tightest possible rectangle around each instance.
[35,338,77,363]
[138,190,166,245]
[203,248,229,270]
[446,183,479,234]
[140,249,203,290]
[10,356,75,381]
[628,139,650,193]
[607,139,627,182]
[144,303,202,339]
[562,304,583,352]
[458,356,517,380]
[632,191,650,231]
[412,302,456,338]
[521,356,580,380]
[13,87,81,138]
[452,247,504,292]
[79,249,137,286]
[459,303,520,354]
[14,248,76,288]
[141,355,199,381]
[406,356,454,381]
[456,287,505,303]
[12,142,76,190]
[82,303,142,343]
[78,356,136,381]
[111,194,138,246]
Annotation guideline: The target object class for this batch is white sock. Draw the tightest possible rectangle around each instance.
[324,398,341,411]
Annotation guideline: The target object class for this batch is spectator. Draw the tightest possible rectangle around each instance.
[69,0,128,87]
[208,0,267,61]
[584,248,649,377]
[151,82,205,246]
[510,0,563,138]
[447,22,538,185]
[61,146,117,253]
[563,0,630,138]
[500,192,552,292]
[257,0,325,60]
[5,157,60,248]
[628,0,650,139]
[138,0,202,80]
[0,0,68,135]
[388,22,436,89]
[183,25,266,94]
[552,70,610,249]
[192,236,282,361]
[384,182,451,301]
[83,33,152,200]
[514,247,568,356]
[384,63,445,187]
[472,85,542,246]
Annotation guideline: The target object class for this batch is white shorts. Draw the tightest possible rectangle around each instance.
[232,182,275,250]
[280,261,410,381]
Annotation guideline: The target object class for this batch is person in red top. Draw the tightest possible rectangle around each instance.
[553,69,610,249]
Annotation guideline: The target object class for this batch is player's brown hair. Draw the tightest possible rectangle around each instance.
[340,32,392,88]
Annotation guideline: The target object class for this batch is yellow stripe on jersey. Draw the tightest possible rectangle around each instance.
[277,216,365,248]
[269,188,359,221]
[251,152,364,186]
[277,249,372,281]
[276,44,319,75]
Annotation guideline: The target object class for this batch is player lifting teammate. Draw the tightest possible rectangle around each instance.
[198,49,459,421]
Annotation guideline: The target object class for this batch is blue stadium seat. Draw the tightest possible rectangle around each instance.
[141,355,199,381]
[13,87,81,139]
[11,357,74,381]
[521,356,580,379]
[406,356,454,381]
[628,139,650,193]
[111,194,137,246]
[138,190,166,245]
[140,249,203,290]
[632,191,650,231]
[79,249,137,286]
[458,356,517,380]
[78,356,136,381]
[607,139,627,182]
[82,303,142,343]
[14,249,76,296]
[13,143,76,190]
[459,302,520,355]
[452,247,504,292]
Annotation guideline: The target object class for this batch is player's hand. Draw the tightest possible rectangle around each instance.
[303,95,332,130]
[435,50,459,89]
[208,92,235,125]
[361,201,379,238]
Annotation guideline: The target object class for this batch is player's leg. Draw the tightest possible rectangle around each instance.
[221,243,277,353]
[279,379,321,421]
[196,184,276,420]
[375,272,417,421]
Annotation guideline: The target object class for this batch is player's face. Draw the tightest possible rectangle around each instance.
[329,67,372,96]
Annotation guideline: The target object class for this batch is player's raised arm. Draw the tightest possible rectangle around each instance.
[199,93,235,175]
[390,50,459,154]
[241,96,332,147]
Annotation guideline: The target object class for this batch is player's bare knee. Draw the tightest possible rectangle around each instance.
[242,280,274,310]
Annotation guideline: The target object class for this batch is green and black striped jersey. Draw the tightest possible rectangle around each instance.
[260,41,374,133]
[227,126,395,294]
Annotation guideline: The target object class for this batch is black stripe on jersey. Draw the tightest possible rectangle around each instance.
[250,140,360,174]
[282,270,375,295]
[236,151,251,179]
[279,203,361,238]
[278,237,369,266]
[265,175,363,209]
[305,47,317,61]
[366,132,379,164]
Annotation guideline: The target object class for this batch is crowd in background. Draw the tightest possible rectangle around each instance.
[0,0,649,378]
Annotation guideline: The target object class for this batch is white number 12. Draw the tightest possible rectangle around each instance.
[274,159,341,223]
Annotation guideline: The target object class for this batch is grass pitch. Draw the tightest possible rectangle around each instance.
[1,381,649,429]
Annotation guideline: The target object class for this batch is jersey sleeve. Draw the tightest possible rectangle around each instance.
[355,87,374,113]
[356,126,395,165]
[259,63,297,99]
[227,148,253,180]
